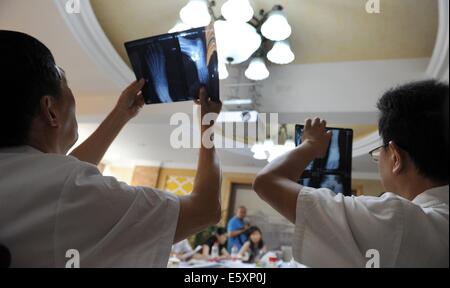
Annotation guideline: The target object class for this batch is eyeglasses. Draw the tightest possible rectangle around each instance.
[369,143,389,163]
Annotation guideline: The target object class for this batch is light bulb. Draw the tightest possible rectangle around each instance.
[168,20,191,33]
[253,150,268,160]
[263,139,275,149]
[221,0,254,23]
[218,62,229,80]
[252,143,267,160]
[214,20,262,64]
[251,143,262,153]
[245,57,270,81]
[261,10,292,41]
[267,40,295,64]
[180,0,211,28]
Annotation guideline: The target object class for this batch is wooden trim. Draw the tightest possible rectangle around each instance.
[352,184,364,196]
[131,166,161,188]
[220,173,256,226]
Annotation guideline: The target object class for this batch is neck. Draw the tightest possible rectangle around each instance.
[27,124,63,154]
[27,141,61,154]
[395,174,445,201]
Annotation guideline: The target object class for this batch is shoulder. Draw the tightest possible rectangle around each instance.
[229,216,237,222]
[204,236,215,246]
[228,217,238,226]
[299,186,405,207]
[242,241,251,248]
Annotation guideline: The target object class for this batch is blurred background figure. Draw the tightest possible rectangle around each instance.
[238,226,267,263]
[200,227,230,260]
[227,206,249,252]
[170,239,193,261]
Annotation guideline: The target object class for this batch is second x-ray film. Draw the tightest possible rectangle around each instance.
[295,125,354,196]
[125,24,219,105]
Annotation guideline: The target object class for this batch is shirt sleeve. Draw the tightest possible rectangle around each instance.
[54,162,180,268]
[293,186,405,268]
[228,218,242,232]
[227,219,235,232]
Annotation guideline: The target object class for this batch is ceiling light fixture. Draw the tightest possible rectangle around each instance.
[223,98,253,106]
[261,8,292,41]
[180,0,211,28]
[221,0,254,23]
[251,138,296,161]
[214,20,262,65]
[267,40,295,64]
[169,20,191,34]
[171,1,295,82]
[245,57,270,81]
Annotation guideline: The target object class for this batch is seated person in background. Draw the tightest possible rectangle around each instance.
[0,31,223,268]
[238,226,267,263]
[171,239,193,261]
[200,227,230,260]
[253,80,449,268]
[227,206,249,252]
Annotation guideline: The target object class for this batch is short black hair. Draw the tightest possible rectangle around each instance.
[377,80,449,183]
[214,227,227,236]
[0,31,62,148]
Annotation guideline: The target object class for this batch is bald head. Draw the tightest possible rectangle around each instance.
[235,206,247,219]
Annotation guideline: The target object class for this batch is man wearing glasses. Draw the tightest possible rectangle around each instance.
[254,80,449,268]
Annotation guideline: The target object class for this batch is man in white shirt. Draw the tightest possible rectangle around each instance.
[253,80,449,268]
[0,31,222,268]
[171,240,194,261]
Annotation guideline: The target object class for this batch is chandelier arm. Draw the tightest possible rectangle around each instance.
[207,0,219,21]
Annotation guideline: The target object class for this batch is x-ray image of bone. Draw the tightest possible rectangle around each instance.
[178,36,208,84]
[320,175,344,194]
[145,44,173,103]
[325,130,341,170]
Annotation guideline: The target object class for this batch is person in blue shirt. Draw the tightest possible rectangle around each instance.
[227,206,249,252]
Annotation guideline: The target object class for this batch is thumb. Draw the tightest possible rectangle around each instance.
[326,130,333,140]
[125,79,146,94]
[198,87,208,106]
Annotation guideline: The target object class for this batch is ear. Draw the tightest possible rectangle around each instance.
[40,95,60,128]
[389,142,404,175]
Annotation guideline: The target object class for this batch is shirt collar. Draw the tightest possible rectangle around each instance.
[0,145,44,154]
[413,185,449,207]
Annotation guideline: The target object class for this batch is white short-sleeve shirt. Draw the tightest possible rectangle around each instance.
[293,185,449,268]
[0,146,180,268]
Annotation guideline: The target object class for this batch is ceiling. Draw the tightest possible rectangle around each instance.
[91,0,438,66]
[0,0,121,104]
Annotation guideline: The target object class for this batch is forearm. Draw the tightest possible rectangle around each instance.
[174,128,222,242]
[192,133,221,217]
[70,108,128,165]
[257,140,317,182]
[253,141,318,223]
[229,228,245,238]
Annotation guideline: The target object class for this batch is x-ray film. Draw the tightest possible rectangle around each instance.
[125,24,219,105]
[295,125,354,196]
